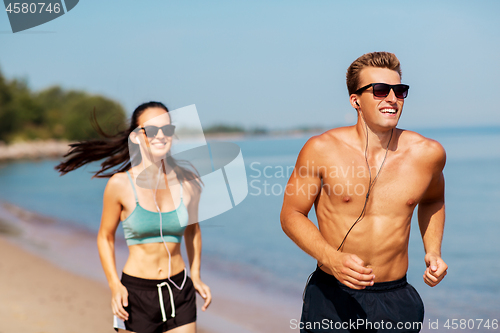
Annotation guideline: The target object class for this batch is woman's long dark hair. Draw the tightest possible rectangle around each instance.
[55,101,202,186]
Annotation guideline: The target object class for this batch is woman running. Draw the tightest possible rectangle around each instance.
[56,101,211,333]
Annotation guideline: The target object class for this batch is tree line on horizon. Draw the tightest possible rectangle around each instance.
[0,68,126,144]
[0,68,261,144]
[0,68,326,144]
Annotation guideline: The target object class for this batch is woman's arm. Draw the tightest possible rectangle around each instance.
[184,181,212,311]
[96,174,129,320]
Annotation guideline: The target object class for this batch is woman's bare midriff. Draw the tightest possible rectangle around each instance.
[123,242,185,279]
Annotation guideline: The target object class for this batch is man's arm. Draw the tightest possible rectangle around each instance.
[280,136,374,290]
[417,140,448,287]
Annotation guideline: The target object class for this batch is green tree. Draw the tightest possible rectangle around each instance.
[204,124,245,134]
[0,66,126,143]
[0,69,15,141]
[7,79,47,140]
[61,94,125,141]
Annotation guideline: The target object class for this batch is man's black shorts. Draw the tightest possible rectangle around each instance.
[301,267,424,332]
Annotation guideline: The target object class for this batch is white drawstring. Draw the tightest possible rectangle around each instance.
[157,281,176,322]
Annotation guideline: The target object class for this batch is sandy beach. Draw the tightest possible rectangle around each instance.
[0,236,113,333]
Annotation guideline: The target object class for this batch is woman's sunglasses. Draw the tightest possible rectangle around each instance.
[141,124,176,138]
[355,83,410,99]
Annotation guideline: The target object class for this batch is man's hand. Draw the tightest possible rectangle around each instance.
[325,253,375,290]
[423,253,448,287]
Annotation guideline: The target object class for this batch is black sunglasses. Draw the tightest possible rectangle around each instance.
[355,83,410,99]
[141,124,176,138]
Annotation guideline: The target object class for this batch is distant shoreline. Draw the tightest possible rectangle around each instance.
[1,125,497,162]
[0,139,71,161]
[0,130,320,162]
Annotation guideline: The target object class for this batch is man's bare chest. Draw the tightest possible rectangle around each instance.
[318,156,432,209]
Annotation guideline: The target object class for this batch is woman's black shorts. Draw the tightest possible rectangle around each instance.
[301,267,424,332]
[114,270,196,333]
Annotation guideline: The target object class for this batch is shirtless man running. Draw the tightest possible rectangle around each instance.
[281,52,448,333]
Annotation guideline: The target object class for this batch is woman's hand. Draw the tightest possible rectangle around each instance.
[111,282,129,321]
[191,277,211,311]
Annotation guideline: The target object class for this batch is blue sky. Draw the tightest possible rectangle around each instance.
[1,0,499,130]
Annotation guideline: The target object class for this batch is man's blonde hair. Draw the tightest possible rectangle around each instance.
[346,52,402,95]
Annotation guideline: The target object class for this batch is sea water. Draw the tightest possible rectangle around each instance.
[0,127,499,330]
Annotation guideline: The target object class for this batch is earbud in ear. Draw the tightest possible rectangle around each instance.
[355,101,360,106]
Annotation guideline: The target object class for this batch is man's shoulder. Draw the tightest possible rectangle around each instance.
[302,126,352,153]
[400,129,446,165]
